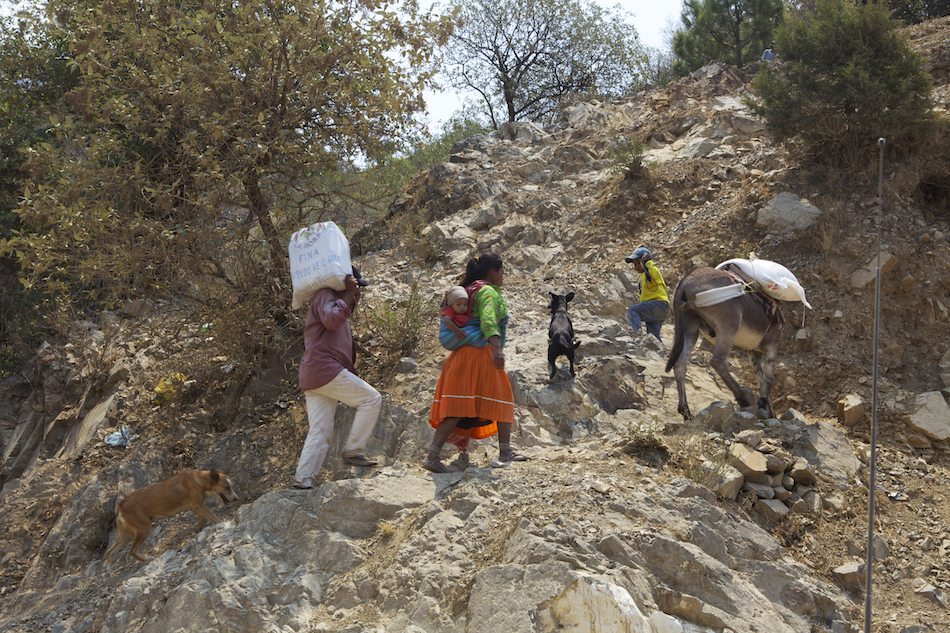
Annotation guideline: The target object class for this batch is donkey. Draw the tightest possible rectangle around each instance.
[665,267,784,419]
[548,292,580,379]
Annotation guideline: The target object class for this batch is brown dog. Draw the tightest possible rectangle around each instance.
[105,468,238,569]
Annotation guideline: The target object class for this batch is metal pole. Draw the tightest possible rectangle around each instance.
[864,138,885,632]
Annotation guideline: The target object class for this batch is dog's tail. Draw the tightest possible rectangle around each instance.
[573,339,581,349]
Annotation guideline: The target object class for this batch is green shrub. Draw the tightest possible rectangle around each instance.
[622,414,663,446]
[747,0,934,165]
[608,134,650,180]
[353,281,433,386]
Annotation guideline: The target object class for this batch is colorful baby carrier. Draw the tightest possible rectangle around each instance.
[438,281,508,351]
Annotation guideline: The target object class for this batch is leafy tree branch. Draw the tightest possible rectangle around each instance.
[6,0,452,317]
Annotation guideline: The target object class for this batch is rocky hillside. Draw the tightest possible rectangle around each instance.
[1,16,950,633]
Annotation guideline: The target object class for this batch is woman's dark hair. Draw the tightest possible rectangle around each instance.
[460,253,503,287]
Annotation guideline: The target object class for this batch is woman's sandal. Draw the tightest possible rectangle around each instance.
[422,457,451,474]
[499,444,529,462]
[422,444,452,474]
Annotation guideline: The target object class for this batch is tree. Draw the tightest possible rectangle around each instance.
[441,0,647,128]
[672,0,784,75]
[0,10,77,373]
[5,0,452,320]
[747,0,933,164]
[410,105,492,170]
[345,104,491,227]
[886,0,950,24]
[0,10,75,241]
[641,46,678,87]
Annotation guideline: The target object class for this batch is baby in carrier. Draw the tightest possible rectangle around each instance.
[438,281,494,351]
[440,286,470,342]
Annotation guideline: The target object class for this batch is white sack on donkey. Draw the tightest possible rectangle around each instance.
[715,257,813,309]
[289,221,352,309]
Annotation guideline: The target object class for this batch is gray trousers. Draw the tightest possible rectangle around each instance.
[626,300,669,342]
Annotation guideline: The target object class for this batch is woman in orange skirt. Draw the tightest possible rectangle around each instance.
[423,253,527,472]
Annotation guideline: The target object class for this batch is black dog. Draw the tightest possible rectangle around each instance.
[548,292,581,379]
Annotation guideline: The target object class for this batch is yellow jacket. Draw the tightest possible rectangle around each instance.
[639,260,669,303]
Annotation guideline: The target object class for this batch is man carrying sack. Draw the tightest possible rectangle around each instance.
[293,265,381,489]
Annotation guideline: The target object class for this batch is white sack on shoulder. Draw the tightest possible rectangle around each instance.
[716,258,813,309]
[288,221,352,309]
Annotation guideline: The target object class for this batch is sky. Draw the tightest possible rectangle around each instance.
[423,0,685,129]
[605,0,683,51]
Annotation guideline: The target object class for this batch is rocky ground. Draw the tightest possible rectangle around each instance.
[2,16,950,633]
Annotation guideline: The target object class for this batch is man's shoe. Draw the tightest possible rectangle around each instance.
[293,479,313,490]
[342,452,379,467]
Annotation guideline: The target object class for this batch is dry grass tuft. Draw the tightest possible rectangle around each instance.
[378,520,396,540]
[802,202,850,254]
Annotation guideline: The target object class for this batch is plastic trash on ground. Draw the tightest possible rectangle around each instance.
[104,426,138,447]
[155,371,186,405]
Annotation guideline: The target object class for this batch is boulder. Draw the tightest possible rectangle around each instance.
[756,193,821,233]
[835,394,865,427]
[832,561,866,587]
[904,392,950,441]
[756,499,790,521]
[699,460,744,500]
[535,577,653,633]
[729,443,769,477]
[849,252,897,290]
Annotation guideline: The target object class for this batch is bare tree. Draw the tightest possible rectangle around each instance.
[442,0,647,127]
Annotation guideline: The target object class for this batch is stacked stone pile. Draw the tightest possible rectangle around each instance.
[680,403,860,522]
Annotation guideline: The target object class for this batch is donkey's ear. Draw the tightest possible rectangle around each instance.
[566,292,575,302]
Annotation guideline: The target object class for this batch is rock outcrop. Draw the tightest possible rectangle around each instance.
[3,25,950,633]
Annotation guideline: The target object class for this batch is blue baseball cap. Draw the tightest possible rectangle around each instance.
[625,247,651,263]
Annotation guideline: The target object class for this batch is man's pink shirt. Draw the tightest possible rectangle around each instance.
[298,287,358,391]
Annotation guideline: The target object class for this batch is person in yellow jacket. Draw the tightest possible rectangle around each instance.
[624,247,670,342]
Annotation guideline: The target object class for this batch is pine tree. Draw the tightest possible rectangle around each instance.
[747,0,934,164]
[672,0,784,75]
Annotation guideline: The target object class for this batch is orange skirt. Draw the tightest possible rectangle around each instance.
[428,345,514,440]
